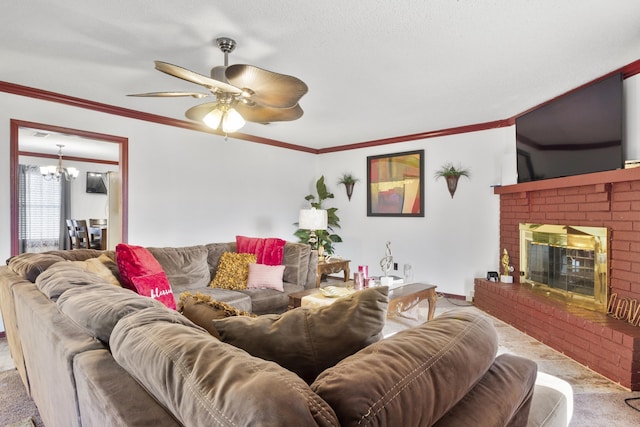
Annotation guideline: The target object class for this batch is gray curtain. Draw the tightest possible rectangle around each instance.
[18,164,28,253]
[59,179,71,249]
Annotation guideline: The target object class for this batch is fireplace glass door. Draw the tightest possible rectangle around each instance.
[520,223,608,312]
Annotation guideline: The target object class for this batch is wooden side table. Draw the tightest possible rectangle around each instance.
[316,258,351,288]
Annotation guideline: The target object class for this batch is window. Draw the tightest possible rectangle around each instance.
[18,165,61,252]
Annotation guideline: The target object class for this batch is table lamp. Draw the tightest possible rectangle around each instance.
[299,208,328,258]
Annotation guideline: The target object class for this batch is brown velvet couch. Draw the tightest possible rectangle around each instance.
[0,247,559,426]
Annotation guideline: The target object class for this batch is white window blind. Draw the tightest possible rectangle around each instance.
[19,165,61,252]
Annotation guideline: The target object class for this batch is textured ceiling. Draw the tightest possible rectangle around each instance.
[3,0,640,152]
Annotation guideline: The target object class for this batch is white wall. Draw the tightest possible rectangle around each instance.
[2,71,640,316]
[0,92,317,263]
[316,127,515,298]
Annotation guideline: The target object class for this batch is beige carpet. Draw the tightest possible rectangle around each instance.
[384,296,640,427]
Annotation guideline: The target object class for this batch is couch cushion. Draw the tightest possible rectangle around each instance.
[212,286,388,384]
[204,242,235,278]
[147,245,210,291]
[282,242,311,287]
[8,252,66,282]
[246,263,285,291]
[210,252,256,290]
[178,292,254,338]
[74,349,181,427]
[57,283,163,343]
[432,354,537,427]
[236,235,287,265]
[115,243,176,309]
[46,248,106,261]
[36,262,111,301]
[310,310,499,427]
[110,307,339,427]
[237,282,304,315]
[70,257,121,286]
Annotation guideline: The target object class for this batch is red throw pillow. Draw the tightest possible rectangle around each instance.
[236,236,286,266]
[131,272,176,310]
[115,243,176,310]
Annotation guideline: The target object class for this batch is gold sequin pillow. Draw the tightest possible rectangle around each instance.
[210,252,257,290]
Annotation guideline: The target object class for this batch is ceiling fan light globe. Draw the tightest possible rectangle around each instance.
[222,108,246,133]
[203,109,223,129]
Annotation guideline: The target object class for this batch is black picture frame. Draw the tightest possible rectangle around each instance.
[367,149,424,217]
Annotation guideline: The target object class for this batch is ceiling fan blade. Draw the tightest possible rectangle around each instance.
[154,61,242,95]
[235,102,304,123]
[184,102,220,122]
[127,91,210,99]
[225,64,308,109]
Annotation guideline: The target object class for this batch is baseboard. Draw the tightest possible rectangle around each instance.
[440,292,466,300]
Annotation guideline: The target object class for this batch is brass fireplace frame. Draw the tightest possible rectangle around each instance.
[519,223,609,312]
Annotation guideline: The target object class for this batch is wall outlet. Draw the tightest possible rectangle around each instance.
[393,262,398,270]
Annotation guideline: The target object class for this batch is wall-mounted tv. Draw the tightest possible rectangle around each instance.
[86,172,107,194]
[516,73,623,183]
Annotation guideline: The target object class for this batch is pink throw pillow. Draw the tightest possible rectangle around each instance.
[236,236,286,266]
[246,263,285,292]
[131,272,176,310]
[115,243,176,309]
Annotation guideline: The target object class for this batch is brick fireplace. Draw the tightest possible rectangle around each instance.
[474,167,640,390]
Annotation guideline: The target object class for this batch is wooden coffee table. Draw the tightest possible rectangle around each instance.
[288,282,437,321]
[388,283,437,320]
[288,288,325,310]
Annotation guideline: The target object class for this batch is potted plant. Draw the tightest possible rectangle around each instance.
[434,162,471,198]
[337,173,359,201]
[294,176,342,256]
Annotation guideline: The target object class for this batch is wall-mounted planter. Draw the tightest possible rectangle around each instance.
[344,182,355,200]
[338,173,359,201]
[445,175,460,198]
[434,163,471,199]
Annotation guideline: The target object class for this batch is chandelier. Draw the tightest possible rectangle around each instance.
[40,144,79,181]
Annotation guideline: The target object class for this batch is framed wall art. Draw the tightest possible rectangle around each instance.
[367,149,424,217]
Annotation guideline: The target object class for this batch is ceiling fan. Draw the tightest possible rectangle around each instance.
[129,37,308,133]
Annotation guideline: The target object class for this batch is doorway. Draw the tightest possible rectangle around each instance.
[10,119,128,256]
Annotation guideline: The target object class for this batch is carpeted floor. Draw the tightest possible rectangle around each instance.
[0,369,43,427]
[1,297,640,426]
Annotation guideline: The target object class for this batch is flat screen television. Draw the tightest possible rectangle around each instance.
[516,73,623,183]
[86,172,107,194]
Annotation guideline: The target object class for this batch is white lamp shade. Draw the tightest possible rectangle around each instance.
[299,208,328,230]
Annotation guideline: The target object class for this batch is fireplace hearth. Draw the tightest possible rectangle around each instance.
[479,168,640,390]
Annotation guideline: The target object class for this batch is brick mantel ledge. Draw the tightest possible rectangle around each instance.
[494,167,640,195]
[474,278,640,390]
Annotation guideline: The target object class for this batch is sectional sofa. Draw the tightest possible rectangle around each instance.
[0,243,570,426]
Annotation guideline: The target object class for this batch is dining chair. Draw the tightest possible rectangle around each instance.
[65,219,77,249]
[73,219,100,249]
